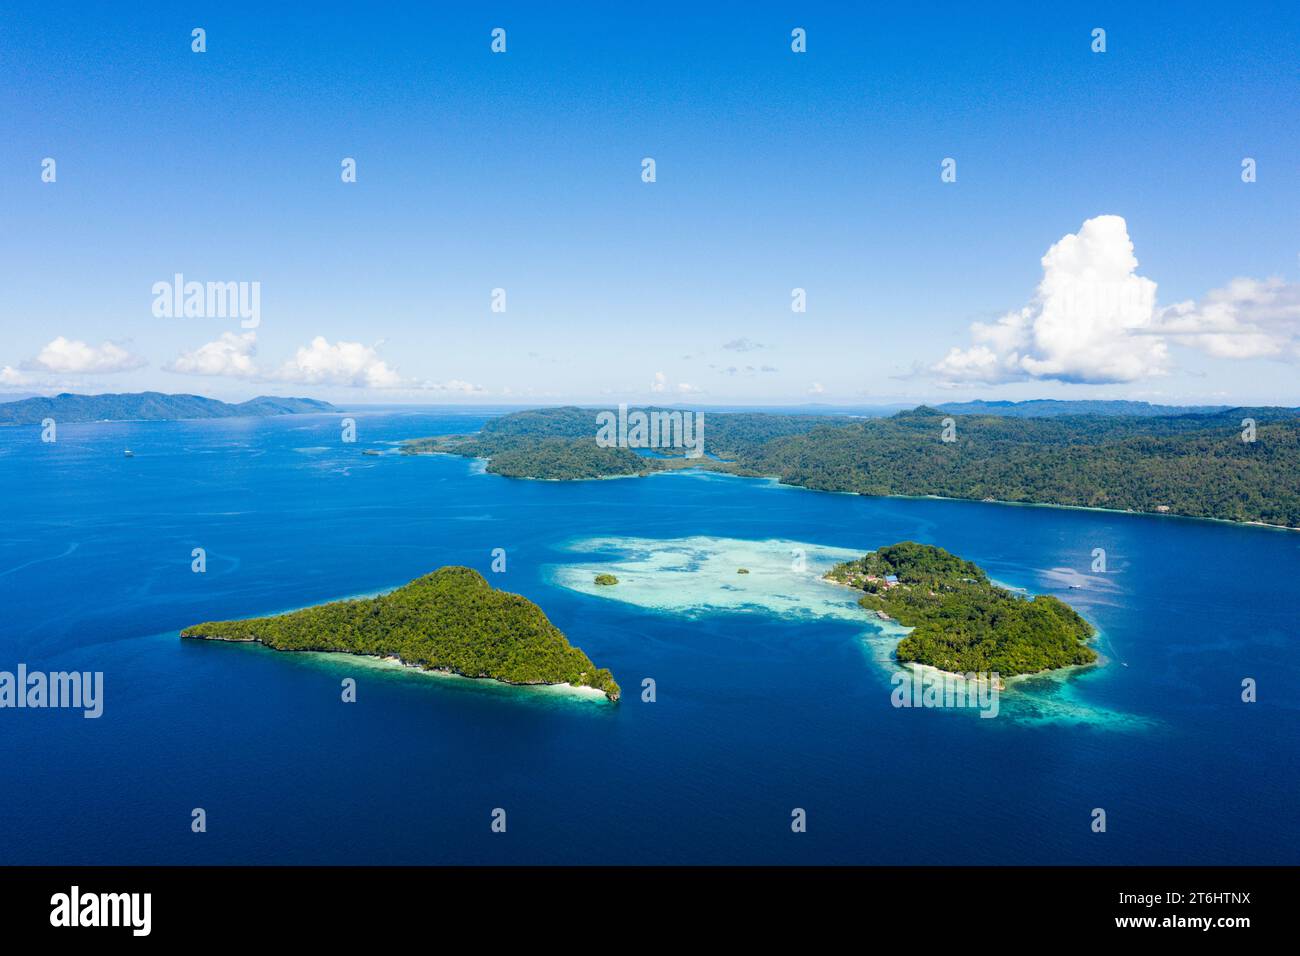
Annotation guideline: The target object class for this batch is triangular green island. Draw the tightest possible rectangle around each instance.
[181,567,620,700]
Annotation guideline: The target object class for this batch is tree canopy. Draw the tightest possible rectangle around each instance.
[182,567,620,700]
[827,542,1098,677]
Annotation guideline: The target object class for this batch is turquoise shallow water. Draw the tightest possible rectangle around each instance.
[0,409,1296,864]
[549,533,1153,730]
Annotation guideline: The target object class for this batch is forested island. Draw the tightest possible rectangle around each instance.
[399,406,815,479]
[401,404,1300,528]
[826,542,1098,677]
[181,567,620,700]
[0,391,335,425]
[402,433,674,480]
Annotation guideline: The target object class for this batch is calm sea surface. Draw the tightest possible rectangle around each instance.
[0,409,1296,864]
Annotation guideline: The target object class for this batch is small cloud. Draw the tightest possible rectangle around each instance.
[165,332,259,379]
[808,382,825,395]
[421,379,485,394]
[274,337,403,389]
[722,337,765,352]
[717,364,777,378]
[22,336,146,374]
[677,382,702,394]
[651,371,667,393]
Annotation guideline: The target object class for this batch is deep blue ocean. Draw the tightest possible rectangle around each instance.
[1,409,1296,865]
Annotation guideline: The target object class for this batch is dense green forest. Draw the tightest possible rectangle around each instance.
[182,567,620,700]
[400,406,829,477]
[826,542,1098,677]
[725,406,1300,527]
[405,404,1300,527]
[402,432,668,479]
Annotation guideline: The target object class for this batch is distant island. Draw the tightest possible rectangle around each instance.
[936,399,1233,418]
[0,391,336,425]
[401,404,1300,528]
[181,567,620,700]
[826,541,1097,677]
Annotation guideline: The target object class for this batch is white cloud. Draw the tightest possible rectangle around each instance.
[421,379,485,394]
[934,215,1167,385]
[1,366,32,386]
[165,332,258,378]
[22,337,146,375]
[649,371,699,394]
[808,382,825,395]
[935,216,1300,386]
[715,363,778,377]
[274,337,403,389]
[1155,277,1300,360]
[722,337,765,352]
[160,333,484,393]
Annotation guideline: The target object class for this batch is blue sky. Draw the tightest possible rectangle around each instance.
[2,1,1298,405]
